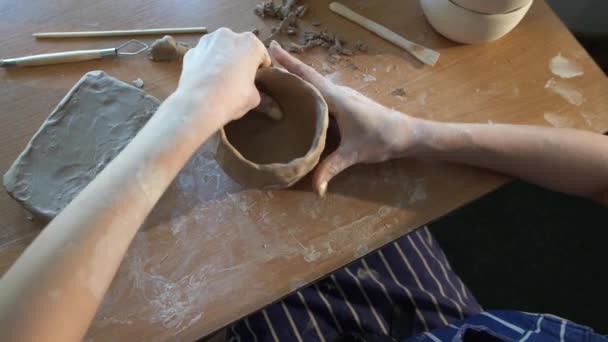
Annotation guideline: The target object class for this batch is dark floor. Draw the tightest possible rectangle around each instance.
[576,33,608,75]
[429,181,608,333]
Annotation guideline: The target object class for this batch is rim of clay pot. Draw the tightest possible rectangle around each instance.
[421,0,533,44]
[450,0,532,15]
[218,67,329,172]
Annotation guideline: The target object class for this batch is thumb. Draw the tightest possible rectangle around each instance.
[313,149,356,197]
[268,40,332,94]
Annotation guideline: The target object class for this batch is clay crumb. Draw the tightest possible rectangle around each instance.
[327,34,352,56]
[354,40,368,53]
[362,74,376,82]
[131,78,144,88]
[295,4,309,18]
[264,12,299,46]
[344,59,358,70]
[391,88,406,97]
[312,21,322,27]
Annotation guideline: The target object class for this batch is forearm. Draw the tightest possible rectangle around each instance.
[0,90,222,341]
[408,119,608,198]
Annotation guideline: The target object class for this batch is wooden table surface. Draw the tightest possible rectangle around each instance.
[1,0,607,340]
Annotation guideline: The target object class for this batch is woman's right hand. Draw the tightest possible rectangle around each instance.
[269,41,420,196]
[177,28,271,128]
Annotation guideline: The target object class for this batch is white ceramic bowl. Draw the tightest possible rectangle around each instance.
[421,0,533,44]
[452,0,532,14]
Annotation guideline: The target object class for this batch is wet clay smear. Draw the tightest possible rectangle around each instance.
[549,53,583,79]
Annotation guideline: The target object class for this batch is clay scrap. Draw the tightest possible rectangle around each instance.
[391,88,406,97]
[131,78,144,88]
[3,71,160,219]
[254,0,308,20]
[254,0,359,59]
[288,30,353,57]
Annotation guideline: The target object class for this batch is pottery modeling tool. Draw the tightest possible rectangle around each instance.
[0,40,149,67]
[33,27,208,38]
[329,2,440,66]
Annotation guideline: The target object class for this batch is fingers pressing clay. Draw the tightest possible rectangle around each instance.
[254,92,284,120]
[258,41,273,68]
[268,41,287,71]
[313,149,355,197]
[148,35,191,62]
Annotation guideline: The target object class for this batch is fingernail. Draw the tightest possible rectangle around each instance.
[318,182,328,198]
[269,40,281,50]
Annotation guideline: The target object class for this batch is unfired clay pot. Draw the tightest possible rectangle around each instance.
[451,0,532,14]
[216,67,329,189]
[421,0,533,44]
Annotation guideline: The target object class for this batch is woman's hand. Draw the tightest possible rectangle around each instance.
[269,41,419,196]
[0,29,274,342]
[177,28,271,127]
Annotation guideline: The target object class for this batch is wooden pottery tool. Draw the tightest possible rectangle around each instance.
[0,40,149,67]
[33,27,208,38]
[329,2,440,66]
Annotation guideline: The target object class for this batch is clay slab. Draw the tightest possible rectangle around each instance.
[3,71,160,219]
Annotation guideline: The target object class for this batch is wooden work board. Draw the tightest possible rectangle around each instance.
[1,0,607,340]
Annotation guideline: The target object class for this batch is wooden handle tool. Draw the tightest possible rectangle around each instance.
[33,27,208,38]
[0,40,148,67]
[329,2,440,66]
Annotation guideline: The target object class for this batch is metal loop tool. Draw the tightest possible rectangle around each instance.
[0,40,149,68]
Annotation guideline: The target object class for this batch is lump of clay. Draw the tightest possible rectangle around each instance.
[3,71,160,219]
[148,35,191,62]
[216,67,328,189]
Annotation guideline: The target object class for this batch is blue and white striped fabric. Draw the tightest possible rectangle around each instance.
[411,311,608,342]
[227,227,607,342]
